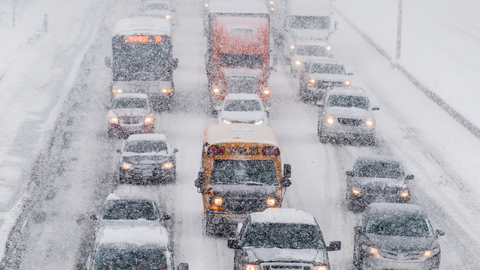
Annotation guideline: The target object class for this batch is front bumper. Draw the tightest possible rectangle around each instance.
[108,123,154,135]
[322,124,375,138]
[363,253,440,270]
[120,164,174,181]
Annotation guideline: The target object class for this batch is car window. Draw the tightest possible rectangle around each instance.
[95,248,167,270]
[295,45,326,57]
[124,140,168,153]
[146,3,169,10]
[310,63,346,75]
[355,161,405,178]
[113,98,149,109]
[102,200,159,220]
[224,100,261,112]
[327,95,369,110]
[366,215,432,237]
[244,223,324,249]
[211,160,277,185]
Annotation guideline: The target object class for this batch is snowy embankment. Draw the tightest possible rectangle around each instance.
[0,0,109,259]
[334,0,480,130]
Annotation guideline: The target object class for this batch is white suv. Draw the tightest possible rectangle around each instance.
[317,87,379,145]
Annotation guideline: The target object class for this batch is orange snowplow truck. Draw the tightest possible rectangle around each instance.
[205,1,273,114]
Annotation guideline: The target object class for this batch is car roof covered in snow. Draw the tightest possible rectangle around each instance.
[113,16,171,36]
[105,193,154,202]
[355,155,401,165]
[114,93,149,99]
[209,1,268,15]
[225,93,262,101]
[328,87,367,97]
[310,57,343,65]
[205,124,278,146]
[366,203,428,218]
[250,208,317,225]
[127,134,168,142]
[288,0,330,16]
[97,224,169,247]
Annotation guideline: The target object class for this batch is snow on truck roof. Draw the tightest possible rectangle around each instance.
[209,1,268,15]
[250,208,317,225]
[98,225,169,247]
[205,124,278,146]
[113,16,171,36]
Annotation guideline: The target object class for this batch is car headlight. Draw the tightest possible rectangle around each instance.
[161,88,172,93]
[294,60,301,66]
[209,196,225,210]
[365,118,374,127]
[263,88,270,95]
[352,188,361,195]
[109,117,119,124]
[289,44,295,50]
[163,162,174,169]
[213,197,224,206]
[345,81,351,86]
[400,189,409,198]
[325,115,334,125]
[309,79,315,83]
[254,119,264,125]
[223,118,231,124]
[313,265,328,270]
[269,1,274,5]
[266,197,276,207]
[112,89,123,94]
[122,162,133,170]
[212,87,222,94]
[245,264,261,270]
[326,45,332,51]
[422,248,440,260]
[144,117,155,123]
[362,245,381,259]
[204,3,208,7]
[166,15,171,20]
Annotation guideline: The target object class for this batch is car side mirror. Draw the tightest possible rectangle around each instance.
[326,241,341,251]
[90,214,98,220]
[347,72,354,75]
[406,174,414,180]
[280,178,292,188]
[173,58,179,70]
[105,57,112,68]
[283,164,291,179]
[436,229,445,237]
[346,171,354,177]
[105,105,111,110]
[354,226,363,234]
[116,149,122,154]
[177,263,189,270]
[174,148,179,153]
[372,106,380,111]
[195,171,206,188]
[227,239,241,249]
[161,214,171,221]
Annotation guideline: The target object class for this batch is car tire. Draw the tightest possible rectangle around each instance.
[318,126,328,144]
[353,248,364,270]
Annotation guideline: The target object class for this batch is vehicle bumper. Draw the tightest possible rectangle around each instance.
[120,165,174,181]
[322,125,375,139]
[108,123,154,136]
[363,254,440,270]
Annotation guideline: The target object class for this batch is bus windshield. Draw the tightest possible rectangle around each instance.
[211,160,277,185]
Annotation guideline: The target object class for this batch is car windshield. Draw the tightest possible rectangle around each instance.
[288,16,330,30]
[295,45,326,57]
[124,141,168,153]
[327,95,369,110]
[224,100,261,112]
[310,63,346,75]
[211,160,277,185]
[366,215,432,237]
[146,3,169,10]
[113,98,148,109]
[102,200,159,220]
[94,249,167,270]
[244,223,324,249]
[355,161,405,178]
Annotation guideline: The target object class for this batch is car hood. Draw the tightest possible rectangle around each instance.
[111,108,151,118]
[292,29,329,41]
[212,185,277,197]
[309,73,348,82]
[245,248,327,264]
[220,111,265,121]
[354,177,406,189]
[365,234,437,252]
[324,107,372,119]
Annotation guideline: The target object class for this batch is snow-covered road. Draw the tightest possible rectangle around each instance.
[1,0,480,269]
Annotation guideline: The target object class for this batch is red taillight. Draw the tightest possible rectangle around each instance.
[262,146,280,156]
[208,146,225,155]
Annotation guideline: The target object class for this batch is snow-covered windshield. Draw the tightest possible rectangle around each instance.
[102,200,159,220]
[125,141,167,153]
[366,215,432,237]
[226,76,258,94]
[94,248,167,270]
[211,160,277,185]
[288,16,330,30]
[145,3,169,11]
[244,223,324,249]
[113,98,149,109]
[355,161,405,178]
[220,54,263,68]
[310,63,346,75]
[327,95,369,110]
[295,45,326,57]
[224,100,261,112]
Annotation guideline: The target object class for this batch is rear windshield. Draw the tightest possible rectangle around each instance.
[125,141,168,153]
[366,215,432,237]
[224,100,261,112]
[94,249,167,270]
[355,161,405,179]
[244,223,324,249]
[327,95,369,110]
[211,160,277,185]
[102,200,159,221]
[113,98,148,109]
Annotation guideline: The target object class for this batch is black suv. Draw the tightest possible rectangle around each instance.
[228,208,341,270]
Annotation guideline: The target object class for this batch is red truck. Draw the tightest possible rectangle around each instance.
[205,1,273,114]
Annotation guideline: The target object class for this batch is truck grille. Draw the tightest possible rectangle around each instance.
[225,198,266,214]
[337,118,362,126]
[262,263,313,270]
[314,80,345,89]
[121,118,142,125]
[379,249,424,261]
